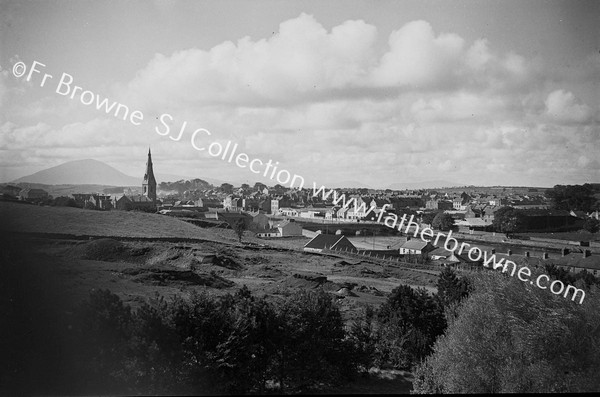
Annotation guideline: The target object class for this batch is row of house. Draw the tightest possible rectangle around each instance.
[0,185,49,202]
[302,232,600,277]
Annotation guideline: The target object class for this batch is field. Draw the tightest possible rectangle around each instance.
[0,202,437,319]
[1,201,440,394]
[519,231,600,243]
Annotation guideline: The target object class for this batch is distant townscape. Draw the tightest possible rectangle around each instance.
[2,150,600,275]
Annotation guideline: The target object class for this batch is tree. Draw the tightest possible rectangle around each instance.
[583,218,599,233]
[413,270,600,393]
[53,196,77,207]
[234,219,246,242]
[421,211,439,225]
[348,306,377,372]
[546,184,597,212]
[375,285,446,369]
[273,184,286,193]
[275,289,357,392]
[220,183,233,194]
[436,267,471,308]
[212,286,280,394]
[71,289,134,392]
[254,182,267,192]
[492,206,525,234]
[432,212,455,231]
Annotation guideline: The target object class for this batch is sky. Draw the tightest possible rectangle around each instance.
[0,0,598,189]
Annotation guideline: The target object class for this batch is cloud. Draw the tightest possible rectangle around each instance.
[0,118,146,151]
[118,13,544,119]
[3,13,597,187]
[544,89,593,124]
[122,13,378,110]
[0,69,8,108]
[370,20,464,88]
[410,92,506,123]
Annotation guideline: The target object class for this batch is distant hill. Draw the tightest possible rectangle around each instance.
[323,180,373,189]
[11,159,224,187]
[387,180,463,190]
[13,159,140,186]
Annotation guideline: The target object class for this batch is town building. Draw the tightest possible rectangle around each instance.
[19,187,49,202]
[303,234,356,253]
[116,148,160,211]
[399,239,435,255]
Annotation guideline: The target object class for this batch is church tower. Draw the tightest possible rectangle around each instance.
[142,148,157,202]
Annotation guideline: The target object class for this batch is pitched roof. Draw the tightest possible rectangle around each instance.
[275,220,293,228]
[400,240,430,250]
[127,195,154,203]
[430,247,452,257]
[515,253,600,271]
[456,218,490,227]
[304,234,354,250]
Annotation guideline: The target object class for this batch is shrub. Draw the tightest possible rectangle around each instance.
[413,270,600,393]
[375,285,446,369]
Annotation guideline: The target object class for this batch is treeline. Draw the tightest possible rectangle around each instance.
[59,287,355,395]
[4,265,600,394]
[158,178,213,194]
[493,206,599,234]
[7,268,467,395]
[546,184,599,213]
[544,264,600,289]
[413,267,600,393]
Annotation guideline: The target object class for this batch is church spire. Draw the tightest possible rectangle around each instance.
[142,147,157,201]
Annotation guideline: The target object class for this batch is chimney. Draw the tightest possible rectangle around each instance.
[542,252,549,260]
[525,251,530,258]
[561,248,569,257]
[583,249,591,258]
[406,236,411,241]
[507,249,512,256]
[490,248,495,254]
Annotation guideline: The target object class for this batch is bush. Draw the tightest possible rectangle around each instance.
[413,270,600,393]
[374,285,446,369]
[65,287,362,395]
[53,196,77,207]
[436,267,471,308]
[583,218,599,233]
[275,289,358,392]
[69,289,134,393]
[432,212,455,231]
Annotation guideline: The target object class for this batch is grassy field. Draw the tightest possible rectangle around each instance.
[0,201,315,250]
[2,201,433,394]
[520,231,600,242]
[0,201,438,313]
[0,201,222,238]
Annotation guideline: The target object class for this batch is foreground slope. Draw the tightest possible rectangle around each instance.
[0,201,235,242]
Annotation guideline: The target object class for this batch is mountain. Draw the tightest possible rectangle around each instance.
[11,159,227,187]
[12,159,140,186]
[386,180,464,190]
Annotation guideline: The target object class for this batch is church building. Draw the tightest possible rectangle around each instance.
[115,148,160,211]
[142,148,157,202]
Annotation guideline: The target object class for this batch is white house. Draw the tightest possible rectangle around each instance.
[278,207,299,217]
[399,240,435,255]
